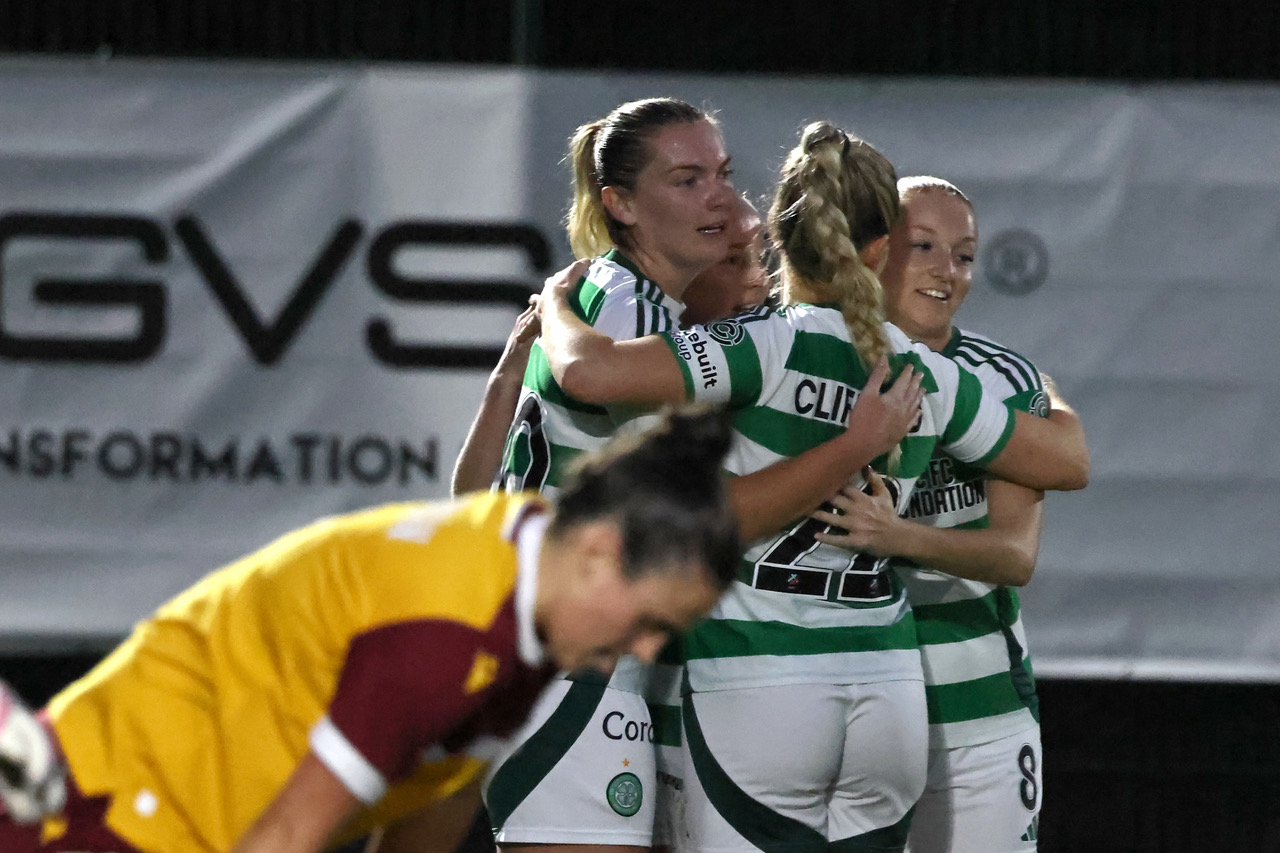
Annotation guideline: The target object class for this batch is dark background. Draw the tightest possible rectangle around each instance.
[2,0,1278,80]
[3,2,1278,850]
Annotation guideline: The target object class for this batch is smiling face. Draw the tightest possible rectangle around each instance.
[880,187,977,352]
[603,119,736,291]
[536,520,722,675]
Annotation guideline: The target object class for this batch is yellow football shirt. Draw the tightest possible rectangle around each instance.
[48,492,550,853]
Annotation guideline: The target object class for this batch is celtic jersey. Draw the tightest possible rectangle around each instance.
[899,327,1046,748]
[497,249,682,498]
[660,304,1015,691]
[496,249,681,695]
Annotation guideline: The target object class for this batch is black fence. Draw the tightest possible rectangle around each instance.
[4,652,1279,853]
[1,0,1279,80]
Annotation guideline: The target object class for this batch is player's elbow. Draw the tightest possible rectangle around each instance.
[1002,552,1037,587]
[1033,450,1090,492]
[1058,453,1090,491]
[1070,466,1090,492]
[1045,410,1091,491]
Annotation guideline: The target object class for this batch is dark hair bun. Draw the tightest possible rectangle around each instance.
[552,403,740,589]
[655,405,734,471]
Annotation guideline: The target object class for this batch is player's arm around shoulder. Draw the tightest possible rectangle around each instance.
[731,357,924,543]
[1038,371,1091,489]
[976,477,1045,586]
[986,401,1089,492]
[451,300,540,496]
[538,261,685,406]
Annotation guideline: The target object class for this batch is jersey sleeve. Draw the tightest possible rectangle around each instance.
[582,264,675,344]
[590,291,660,341]
[578,266,681,431]
[309,620,494,804]
[955,329,1047,417]
[998,363,1047,417]
[660,317,778,409]
[919,345,1015,468]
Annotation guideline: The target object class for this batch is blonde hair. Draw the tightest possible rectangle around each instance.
[565,98,710,259]
[897,174,975,214]
[769,122,900,369]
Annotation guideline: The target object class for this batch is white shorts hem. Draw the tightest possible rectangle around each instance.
[495,828,653,846]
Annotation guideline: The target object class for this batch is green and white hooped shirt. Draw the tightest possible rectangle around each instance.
[660,305,1015,693]
[899,326,1047,749]
[497,248,682,694]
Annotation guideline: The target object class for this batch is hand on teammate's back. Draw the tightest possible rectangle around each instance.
[845,357,924,460]
[494,299,541,383]
[540,258,592,312]
[811,468,901,555]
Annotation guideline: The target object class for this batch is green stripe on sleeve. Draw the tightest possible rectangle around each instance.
[972,407,1016,469]
[578,278,607,324]
[721,327,764,410]
[1005,387,1040,416]
[941,366,983,445]
[661,333,696,401]
[526,347,610,415]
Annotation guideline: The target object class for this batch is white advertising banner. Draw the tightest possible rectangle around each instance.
[0,60,1276,681]
[522,73,1280,682]
[0,60,547,645]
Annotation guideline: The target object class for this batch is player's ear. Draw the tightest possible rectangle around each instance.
[602,186,638,227]
[859,234,891,275]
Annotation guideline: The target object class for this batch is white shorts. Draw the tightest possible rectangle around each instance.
[682,680,928,853]
[907,728,1043,853]
[483,676,657,847]
[648,660,686,850]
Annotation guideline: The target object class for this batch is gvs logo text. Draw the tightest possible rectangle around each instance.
[0,212,552,368]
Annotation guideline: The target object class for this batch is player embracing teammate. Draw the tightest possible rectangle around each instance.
[534,120,1088,853]
[0,98,1089,853]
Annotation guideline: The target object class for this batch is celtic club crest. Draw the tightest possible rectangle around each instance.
[606,771,643,816]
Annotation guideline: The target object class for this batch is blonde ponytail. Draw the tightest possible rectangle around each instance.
[566,119,613,259]
[769,122,900,370]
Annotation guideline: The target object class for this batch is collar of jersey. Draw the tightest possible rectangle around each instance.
[939,325,964,358]
[513,508,550,668]
[603,247,644,281]
[601,248,686,320]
